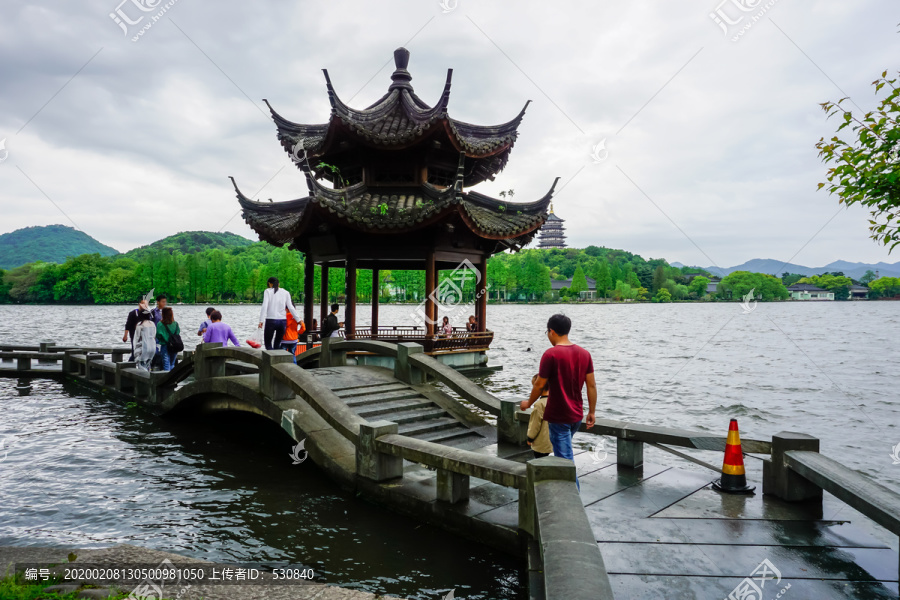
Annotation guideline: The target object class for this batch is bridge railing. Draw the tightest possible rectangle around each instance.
[506,409,900,547]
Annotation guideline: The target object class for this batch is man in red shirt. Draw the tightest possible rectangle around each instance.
[521,314,596,489]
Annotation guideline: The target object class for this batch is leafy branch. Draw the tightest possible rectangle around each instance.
[816,70,900,251]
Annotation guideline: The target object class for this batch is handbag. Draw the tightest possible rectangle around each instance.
[165,323,185,353]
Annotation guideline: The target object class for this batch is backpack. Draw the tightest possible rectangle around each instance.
[165,323,185,353]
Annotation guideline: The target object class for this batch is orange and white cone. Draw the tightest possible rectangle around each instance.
[712,418,756,494]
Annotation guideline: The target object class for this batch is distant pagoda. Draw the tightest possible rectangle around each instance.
[537,204,566,249]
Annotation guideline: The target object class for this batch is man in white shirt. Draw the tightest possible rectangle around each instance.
[258,277,301,350]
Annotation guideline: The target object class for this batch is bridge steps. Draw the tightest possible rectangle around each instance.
[357,405,446,424]
[323,368,491,449]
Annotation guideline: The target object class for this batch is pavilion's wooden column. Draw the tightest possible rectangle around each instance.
[320,265,329,329]
[477,259,488,332]
[425,250,436,339]
[345,258,357,339]
[371,268,379,337]
[303,253,314,332]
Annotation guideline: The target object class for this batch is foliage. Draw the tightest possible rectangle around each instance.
[688,276,710,296]
[570,265,588,294]
[0,234,800,306]
[654,288,672,303]
[817,71,900,251]
[124,231,252,262]
[781,272,805,287]
[0,225,118,269]
[718,271,789,301]
[797,274,854,300]
[868,276,900,298]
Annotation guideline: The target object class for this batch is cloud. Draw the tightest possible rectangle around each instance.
[0,0,897,265]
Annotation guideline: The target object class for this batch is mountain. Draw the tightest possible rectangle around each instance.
[0,225,119,269]
[123,231,254,260]
[675,258,900,280]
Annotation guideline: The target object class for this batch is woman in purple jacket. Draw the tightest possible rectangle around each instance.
[202,311,241,347]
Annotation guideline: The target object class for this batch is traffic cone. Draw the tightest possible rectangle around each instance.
[712,418,756,494]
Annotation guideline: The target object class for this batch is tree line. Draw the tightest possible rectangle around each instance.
[0,242,892,305]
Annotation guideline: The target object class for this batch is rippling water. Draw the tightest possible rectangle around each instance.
[1,301,898,595]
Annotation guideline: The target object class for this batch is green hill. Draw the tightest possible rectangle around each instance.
[0,225,119,269]
[124,231,254,260]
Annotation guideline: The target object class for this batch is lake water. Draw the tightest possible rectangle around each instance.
[1,302,898,597]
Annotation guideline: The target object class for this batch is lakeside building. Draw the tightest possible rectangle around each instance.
[550,276,597,299]
[537,204,567,249]
[849,284,869,300]
[787,283,835,301]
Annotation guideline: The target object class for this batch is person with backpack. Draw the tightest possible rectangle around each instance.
[197,307,216,337]
[132,308,157,371]
[258,277,301,350]
[155,307,184,371]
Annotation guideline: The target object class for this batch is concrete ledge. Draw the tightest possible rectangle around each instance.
[534,478,614,600]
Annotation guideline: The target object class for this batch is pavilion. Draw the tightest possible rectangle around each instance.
[232,48,556,358]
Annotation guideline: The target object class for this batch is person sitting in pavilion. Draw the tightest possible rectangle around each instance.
[440,316,453,337]
[466,315,477,333]
[320,304,343,338]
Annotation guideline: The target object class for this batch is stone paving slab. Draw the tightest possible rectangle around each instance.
[593,516,889,548]
[609,574,899,600]
[579,462,670,507]
[600,541,899,582]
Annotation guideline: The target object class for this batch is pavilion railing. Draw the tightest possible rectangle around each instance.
[306,326,494,353]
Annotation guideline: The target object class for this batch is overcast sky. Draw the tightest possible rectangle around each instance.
[1,0,898,269]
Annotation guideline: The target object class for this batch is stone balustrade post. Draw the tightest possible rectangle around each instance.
[498,399,529,446]
[763,431,822,503]
[356,420,403,482]
[319,337,346,368]
[522,456,578,538]
[115,362,136,393]
[86,353,104,381]
[38,341,57,364]
[617,438,644,469]
[394,342,424,385]
[437,469,470,504]
[194,343,225,380]
[260,350,296,401]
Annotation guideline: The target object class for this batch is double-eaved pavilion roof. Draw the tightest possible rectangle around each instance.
[233,171,558,257]
[264,47,530,187]
[233,47,557,262]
